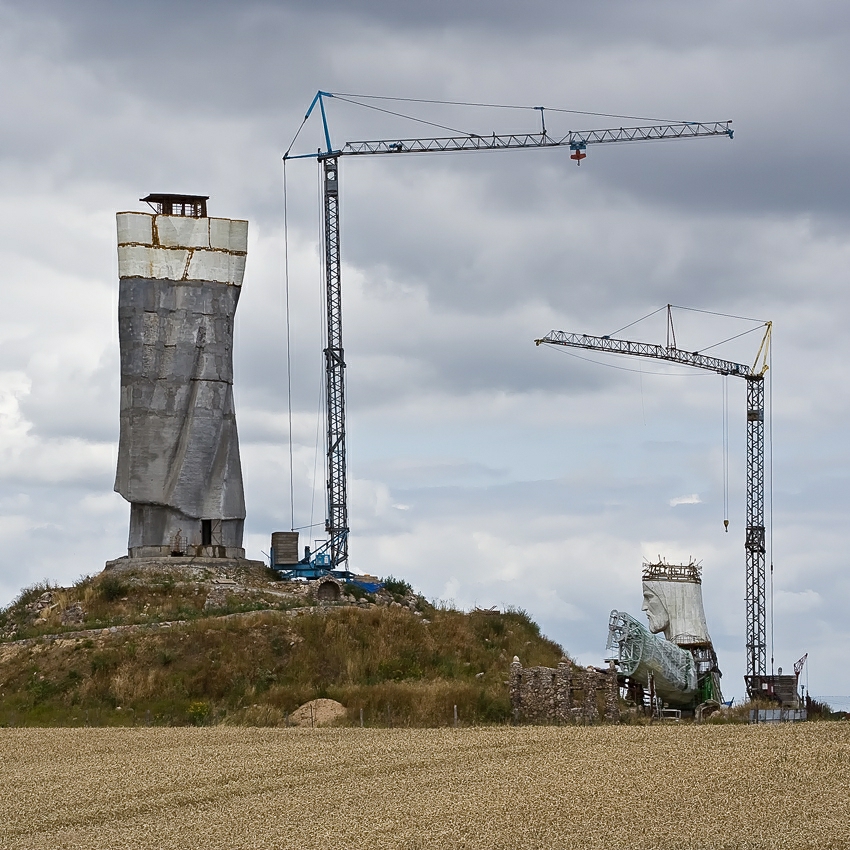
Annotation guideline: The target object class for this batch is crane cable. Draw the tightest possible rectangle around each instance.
[282,159,296,532]
[280,157,332,542]
[329,92,686,124]
[311,162,329,539]
[723,375,729,532]
[329,94,476,137]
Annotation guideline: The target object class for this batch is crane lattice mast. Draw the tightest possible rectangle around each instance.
[535,316,772,696]
[321,157,348,569]
[286,90,733,575]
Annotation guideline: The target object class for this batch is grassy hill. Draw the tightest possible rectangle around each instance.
[0,563,567,727]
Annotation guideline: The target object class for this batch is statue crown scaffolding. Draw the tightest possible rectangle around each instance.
[642,557,702,584]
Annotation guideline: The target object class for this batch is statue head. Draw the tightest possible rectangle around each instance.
[640,561,711,645]
[641,584,670,634]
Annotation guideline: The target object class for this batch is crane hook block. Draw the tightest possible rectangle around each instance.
[570,149,587,164]
[724,519,729,533]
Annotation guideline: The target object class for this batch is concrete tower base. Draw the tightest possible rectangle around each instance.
[127,504,245,560]
[103,554,267,575]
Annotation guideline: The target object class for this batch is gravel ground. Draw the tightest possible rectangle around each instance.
[1,724,847,849]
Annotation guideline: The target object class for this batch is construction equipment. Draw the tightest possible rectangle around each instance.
[284,91,733,576]
[535,310,772,697]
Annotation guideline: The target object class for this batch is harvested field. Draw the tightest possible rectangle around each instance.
[1,724,847,849]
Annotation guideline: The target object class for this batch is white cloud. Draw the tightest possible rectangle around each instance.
[669,494,702,507]
[774,589,822,616]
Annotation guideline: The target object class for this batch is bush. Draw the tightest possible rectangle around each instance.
[6,580,57,613]
[381,576,413,597]
[807,697,844,720]
[90,651,120,675]
[345,583,374,602]
[503,606,541,637]
[98,575,128,602]
[187,701,211,725]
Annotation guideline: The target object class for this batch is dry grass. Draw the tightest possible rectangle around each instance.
[0,569,295,641]
[1,724,847,849]
[0,606,559,726]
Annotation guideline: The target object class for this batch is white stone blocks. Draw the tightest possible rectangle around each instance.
[186,250,246,286]
[116,212,153,246]
[118,245,190,281]
[209,217,248,252]
[156,215,210,249]
[116,212,248,285]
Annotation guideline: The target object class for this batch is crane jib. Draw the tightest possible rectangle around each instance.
[341,122,733,157]
[534,331,751,377]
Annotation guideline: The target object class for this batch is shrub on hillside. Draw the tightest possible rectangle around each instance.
[187,701,211,725]
[6,580,57,612]
[381,576,413,597]
[98,575,128,602]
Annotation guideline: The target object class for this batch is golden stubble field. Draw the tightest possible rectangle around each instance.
[1,724,847,849]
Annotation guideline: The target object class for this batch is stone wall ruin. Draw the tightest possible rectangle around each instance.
[509,657,620,724]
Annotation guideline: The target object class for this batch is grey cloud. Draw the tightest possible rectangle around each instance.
[16,0,850,50]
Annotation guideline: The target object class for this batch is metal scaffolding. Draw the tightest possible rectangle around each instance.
[606,610,698,707]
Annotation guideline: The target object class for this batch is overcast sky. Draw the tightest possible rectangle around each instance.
[1,0,848,704]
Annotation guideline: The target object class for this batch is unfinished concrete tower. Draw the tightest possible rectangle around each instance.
[113,194,247,560]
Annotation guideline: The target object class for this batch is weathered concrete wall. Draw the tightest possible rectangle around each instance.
[114,211,248,559]
[509,658,620,724]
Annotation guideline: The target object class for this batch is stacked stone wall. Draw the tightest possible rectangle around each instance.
[509,657,619,725]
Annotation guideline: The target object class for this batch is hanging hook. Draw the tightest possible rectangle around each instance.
[570,141,587,164]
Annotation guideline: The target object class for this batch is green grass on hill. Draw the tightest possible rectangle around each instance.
[0,575,566,727]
